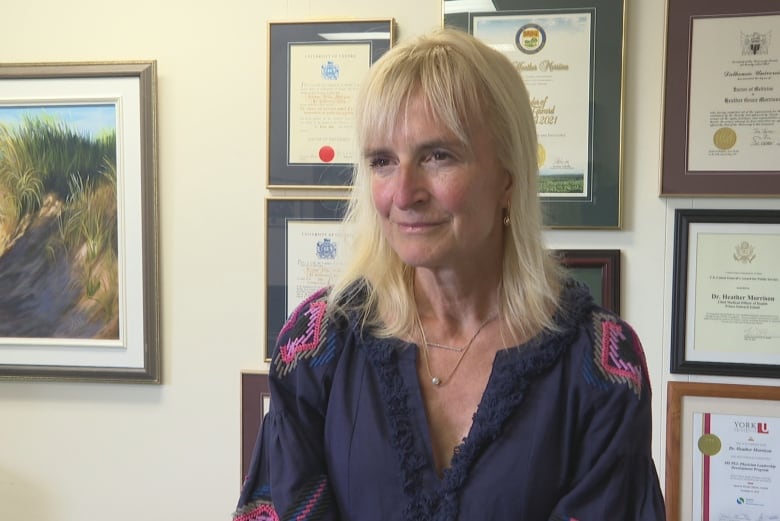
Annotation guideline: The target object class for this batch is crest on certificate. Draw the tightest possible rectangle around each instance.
[733,240,756,264]
[317,237,338,260]
[741,30,771,56]
[515,23,546,54]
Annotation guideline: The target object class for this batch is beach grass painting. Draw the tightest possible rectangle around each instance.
[0,104,120,341]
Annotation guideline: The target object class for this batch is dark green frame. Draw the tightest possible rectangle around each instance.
[444,0,625,229]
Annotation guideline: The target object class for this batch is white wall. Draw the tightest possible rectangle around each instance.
[0,1,778,520]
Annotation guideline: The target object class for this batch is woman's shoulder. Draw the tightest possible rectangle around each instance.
[580,307,650,399]
[272,288,335,376]
[557,281,651,400]
[271,285,366,380]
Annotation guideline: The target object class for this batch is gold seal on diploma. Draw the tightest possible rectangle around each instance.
[713,127,737,150]
[537,143,546,167]
[698,433,722,456]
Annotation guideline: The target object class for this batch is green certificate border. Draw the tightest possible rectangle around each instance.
[443,0,625,229]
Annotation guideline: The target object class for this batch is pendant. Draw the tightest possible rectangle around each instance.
[431,376,441,386]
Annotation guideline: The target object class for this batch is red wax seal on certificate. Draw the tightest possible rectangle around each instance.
[319,146,335,163]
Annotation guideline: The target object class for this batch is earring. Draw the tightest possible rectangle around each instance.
[503,206,511,226]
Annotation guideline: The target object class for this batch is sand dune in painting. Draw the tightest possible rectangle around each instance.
[0,114,119,341]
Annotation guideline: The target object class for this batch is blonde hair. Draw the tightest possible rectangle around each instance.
[328,28,564,341]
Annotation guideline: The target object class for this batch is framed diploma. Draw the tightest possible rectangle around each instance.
[267,20,395,188]
[443,0,625,229]
[265,197,349,360]
[554,249,620,313]
[671,209,780,378]
[241,371,270,483]
[666,381,780,521]
[661,1,780,196]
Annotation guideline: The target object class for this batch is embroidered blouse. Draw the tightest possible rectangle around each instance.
[234,282,666,521]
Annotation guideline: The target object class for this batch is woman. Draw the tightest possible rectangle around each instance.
[235,28,665,520]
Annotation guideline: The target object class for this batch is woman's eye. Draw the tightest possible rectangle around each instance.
[428,150,453,163]
[368,157,390,168]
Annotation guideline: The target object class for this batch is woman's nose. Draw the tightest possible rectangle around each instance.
[393,161,428,209]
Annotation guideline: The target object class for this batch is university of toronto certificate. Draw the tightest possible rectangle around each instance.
[688,229,780,363]
[472,12,592,197]
[692,412,780,520]
[287,42,371,165]
[688,14,780,172]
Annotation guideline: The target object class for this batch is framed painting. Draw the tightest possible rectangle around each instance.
[554,249,620,313]
[671,208,780,378]
[267,19,395,188]
[444,0,625,228]
[665,381,780,521]
[265,197,349,360]
[660,1,780,196]
[0,62,160,383]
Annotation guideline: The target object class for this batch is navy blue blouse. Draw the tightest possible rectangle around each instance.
[234,282,666,521]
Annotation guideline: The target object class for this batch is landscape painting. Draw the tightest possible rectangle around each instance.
[0,104,120,342]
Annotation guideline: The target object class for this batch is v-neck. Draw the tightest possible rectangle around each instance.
[358,281,592,520]
[363,335,567,519]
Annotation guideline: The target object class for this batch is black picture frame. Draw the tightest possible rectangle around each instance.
[444,0,625,228]
[267,19,395,188]
[671,208,780,377]
[265,198,349,360]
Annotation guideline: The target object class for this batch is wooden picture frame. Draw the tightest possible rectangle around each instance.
[660,1,780,196]
[555,249,620,313]
[0,62,160,383]
[241,371,271,482]
[666,381,780,521]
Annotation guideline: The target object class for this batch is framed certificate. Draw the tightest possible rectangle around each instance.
[554,249,620,313]
[443,0,625,229]
[265,198,349,360]
[660,1,780,196]
[671,209,780,377]
[666,382,780,521]
[267,20,395,188]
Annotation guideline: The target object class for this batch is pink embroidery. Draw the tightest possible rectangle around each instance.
[295,479,328,520]
[234,502,279,521]
[279,298,327,366]
[600,320,642,394]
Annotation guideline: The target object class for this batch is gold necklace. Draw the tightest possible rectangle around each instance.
[425,341,464,352]
[416,313,497,387]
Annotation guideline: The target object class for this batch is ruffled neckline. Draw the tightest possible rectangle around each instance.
[359,281,594,521]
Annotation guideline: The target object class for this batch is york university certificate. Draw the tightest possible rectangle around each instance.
[688,14,780,171]
[692,412,780,520]
[472,12,592,197]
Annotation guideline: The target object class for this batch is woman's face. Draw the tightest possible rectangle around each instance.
[366,96,512,275]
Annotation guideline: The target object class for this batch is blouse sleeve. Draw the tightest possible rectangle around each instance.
[549,312,666,521]
[234,288,341,521]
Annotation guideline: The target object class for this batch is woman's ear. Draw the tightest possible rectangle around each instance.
[502,169,513,197]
